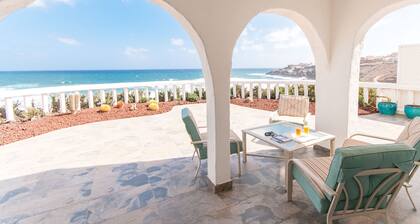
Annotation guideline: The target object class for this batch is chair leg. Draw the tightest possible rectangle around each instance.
[192,150,196,160]
[404,185,417,211]
[287,160,293,202]
[194,158,201,178]
[384,212,391,224]
[237,142,241,177]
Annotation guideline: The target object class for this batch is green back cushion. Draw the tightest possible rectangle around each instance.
[414,141,420,161]
[181,108,201,142]
[325,144,416,202]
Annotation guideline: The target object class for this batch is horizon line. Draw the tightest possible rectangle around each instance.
[0,67,284,73]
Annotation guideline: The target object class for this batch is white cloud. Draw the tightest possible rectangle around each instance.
[30,0,47,8]
[169,37,196,54]
[239,38,264,51]
[171,38,185,47]
[264,27,309,49]
[57,37,80,46]
[55,0,74,5]
[124,47,148,56]
[29,0,74,8]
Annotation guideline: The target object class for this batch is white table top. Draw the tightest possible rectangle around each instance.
[242,121,335,152]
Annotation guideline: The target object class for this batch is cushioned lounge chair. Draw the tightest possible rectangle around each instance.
[181,107,242,177]
[343,117,420,210]
[287,144,416,224]
[269,95,310,124]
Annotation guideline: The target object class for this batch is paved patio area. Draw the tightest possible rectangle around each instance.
[0,104,418,223]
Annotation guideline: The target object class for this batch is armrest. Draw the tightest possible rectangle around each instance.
[191,140,207,145]
[349,133,396,143]
[292,159,337,198]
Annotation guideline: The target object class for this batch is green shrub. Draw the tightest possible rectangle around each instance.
[50,95,60,113]
[23,107,45,121]
[140,96,148,103]
[186,93,199,102]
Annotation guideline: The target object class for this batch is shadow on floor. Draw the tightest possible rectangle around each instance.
[0,148,418,224]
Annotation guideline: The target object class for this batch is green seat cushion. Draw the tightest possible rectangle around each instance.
[325,144,416,208]
[293,165,387,214]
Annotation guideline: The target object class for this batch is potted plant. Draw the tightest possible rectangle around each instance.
[404,104,420,119]
[376,96,397,116]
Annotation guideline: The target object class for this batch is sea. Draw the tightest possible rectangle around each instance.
[0,68,306,92]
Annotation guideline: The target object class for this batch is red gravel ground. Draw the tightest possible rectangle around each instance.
[230,98,316,114]
[0,99,376,146]
[0,101,203,146]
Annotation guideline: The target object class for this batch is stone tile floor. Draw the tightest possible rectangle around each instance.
[0,104,418,223]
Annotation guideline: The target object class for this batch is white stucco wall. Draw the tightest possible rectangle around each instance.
[1,0,418,186]
[398,44,420,87]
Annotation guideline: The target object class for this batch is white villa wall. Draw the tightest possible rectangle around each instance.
[398,44,420,86]
[1,0,418,187]
[398,44,420,110]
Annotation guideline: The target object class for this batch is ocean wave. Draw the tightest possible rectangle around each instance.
[245,73,307,80]
[247,73,267,77]
[0,83,40,90]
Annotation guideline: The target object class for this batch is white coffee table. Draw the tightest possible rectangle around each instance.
[242,121,335,190]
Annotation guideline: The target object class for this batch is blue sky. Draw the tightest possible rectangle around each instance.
[0,0,419,71]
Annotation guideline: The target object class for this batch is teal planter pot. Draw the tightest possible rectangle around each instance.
[378,102,397,115]
[404,105,420,119]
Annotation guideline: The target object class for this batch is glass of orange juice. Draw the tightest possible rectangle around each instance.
[304,126,310,134]
[295,128,302,137]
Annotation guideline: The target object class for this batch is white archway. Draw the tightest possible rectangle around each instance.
[348,0,420,115]
[232,8,329,73]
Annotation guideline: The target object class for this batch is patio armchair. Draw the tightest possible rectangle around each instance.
[269,95,310,124]
[181,108,242,177]
[343,117,420,210]
[287,144,417,224]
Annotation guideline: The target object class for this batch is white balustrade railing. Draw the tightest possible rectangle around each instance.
[0,78,316,121]
[359,82,420,113]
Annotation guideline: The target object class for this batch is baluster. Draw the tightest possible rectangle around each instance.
[100,90,106,104]
[294,84,299,96]
[23,96,30,110]
[172,85,178,100]
[249,83,253,101]
[198,85,203,99]
[232,83,237,98]
[5,98,15,121]
[408,90,415,105]
[257,83,262,99]
[164,86,169,102]
[241,83,245,99]
[60,93,67,113]
[134,89,139,103]
[285,84,289,96]
[75,92,81,111]
[88,90,94,108]
[303,84,309,97]
[363,88,369,104]
[155,87,159,102]
[42,94,50,114]
[145,88,149,101]
[275,84,280,99]
[266,83,271,99]
[112,89,117,106]
[182,84,186,101]
[123,88,129,104]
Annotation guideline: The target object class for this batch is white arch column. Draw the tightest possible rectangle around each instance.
[204,52,233,191]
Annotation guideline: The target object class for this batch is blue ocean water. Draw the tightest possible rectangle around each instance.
[0,68,297,91]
